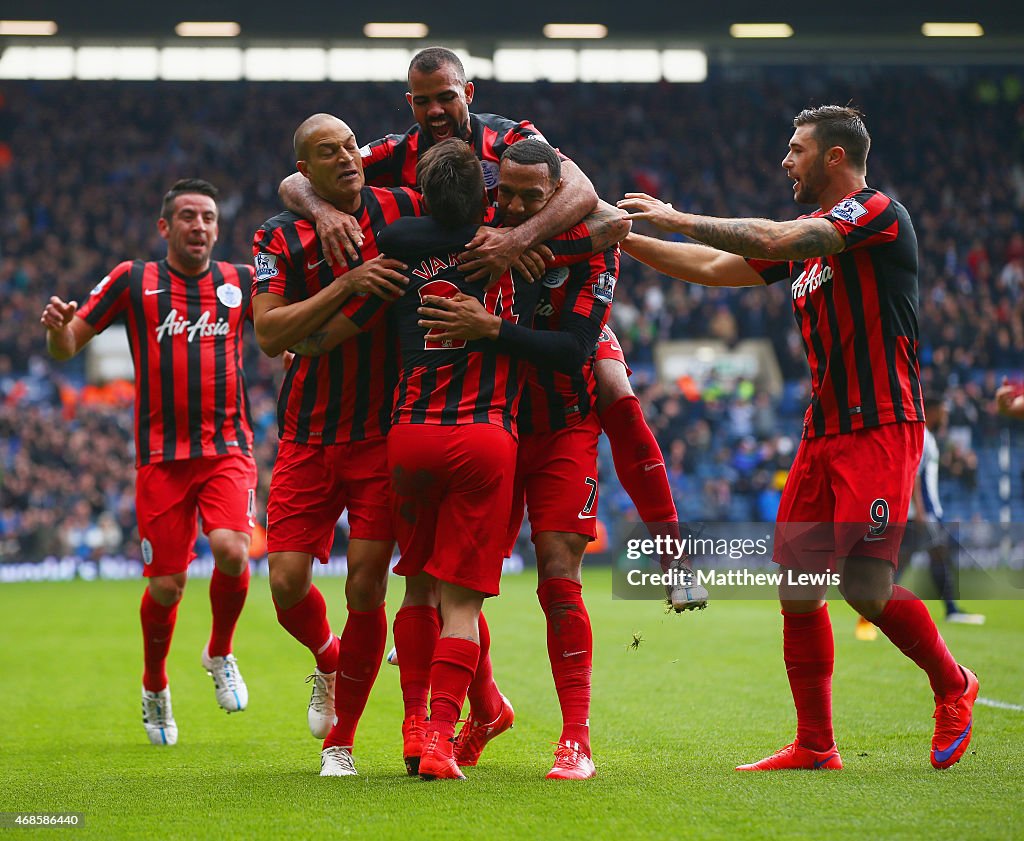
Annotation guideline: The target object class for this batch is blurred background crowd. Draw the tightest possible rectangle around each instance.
[1,65,1022,562]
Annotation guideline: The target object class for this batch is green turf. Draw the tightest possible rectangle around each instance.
[1,570,1021,839]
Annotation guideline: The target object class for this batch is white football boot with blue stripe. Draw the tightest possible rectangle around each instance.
[201,647,249,713]
[141,686,178,746]
[666,559,709,612]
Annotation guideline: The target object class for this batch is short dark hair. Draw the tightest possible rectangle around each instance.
[924,393,947,413]
[416,139,484,229]
[501,140,561,185]
[161,178,218,221]
[793,105,870,171]
[409,47,466,84]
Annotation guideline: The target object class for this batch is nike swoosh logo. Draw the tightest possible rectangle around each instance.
[562,650,588,658]
[145,289,167,296]
[932,720,972,764]
[863,536,886,543]
[577,513,596,519]
[813,753,839,768]
[307,259,326,271]
[643,463,665,472]
[339,672,364,682]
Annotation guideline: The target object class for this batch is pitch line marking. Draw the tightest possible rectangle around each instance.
[977,697,1024,713]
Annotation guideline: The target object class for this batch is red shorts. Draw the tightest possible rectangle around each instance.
[595,326,632,376]
[267,438,391,563]
[136,452,257,578]
[389,423,516,596]
[774,422,924,570]
[506,412,601,552]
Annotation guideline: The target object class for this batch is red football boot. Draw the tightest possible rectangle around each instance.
[402,715,426,776]
[453,694,515,767]
[546,741,597,780]
[931,666,979,770]
[735,739,843,771]
[419,730,466,781]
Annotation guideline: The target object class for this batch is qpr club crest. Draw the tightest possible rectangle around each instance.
[254,252,278,282]
[217,283,243,309]
[141,538,153,566]
[90,275,112,297]
[542,266,570,288]
[592,271,617,304]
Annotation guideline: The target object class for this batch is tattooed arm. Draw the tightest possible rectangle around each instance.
[580,200,632,253]
[617,192,844,261]
[621,233,765,287]
[288,311,362,357]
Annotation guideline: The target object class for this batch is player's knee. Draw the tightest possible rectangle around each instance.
[268,565,307,608]
[846,596,888,622]
[207,532,247,569]
[595,359,633,413]
[535,533,586,582]
[345,565,387,611]
[148,577,184,606]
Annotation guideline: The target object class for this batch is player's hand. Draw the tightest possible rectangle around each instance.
[616,192,685,232]
[344,255,409,301]
[459,226,526,285]
[40,296,78,331]
[418,293,501,341]
[995,376,1024,419]
[314,206,364,267]
[512,245,554,282]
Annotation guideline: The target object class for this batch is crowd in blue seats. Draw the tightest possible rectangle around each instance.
[0,67,1021,560]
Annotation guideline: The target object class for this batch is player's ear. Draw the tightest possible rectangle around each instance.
[405,91,414,107]
[157,216,170,240]
[297,160,310,179]
[464,81,474,104]
[826,145,846,169]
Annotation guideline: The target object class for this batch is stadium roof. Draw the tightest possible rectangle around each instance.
[6,0,1024,44]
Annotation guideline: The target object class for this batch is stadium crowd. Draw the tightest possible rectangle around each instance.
[1,66,1022,561]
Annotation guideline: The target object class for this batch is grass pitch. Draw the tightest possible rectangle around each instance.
[1,568,1021,840]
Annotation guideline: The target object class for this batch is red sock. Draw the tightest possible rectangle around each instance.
[538,578,593,756]
[783,604,835,752]
[274,586,339,673]
[141,589,179,692]
[207,566,250,657]
[426,637,480,741]
[600,395,678,527]
[393,605,441,718]
[466,611,503,723]
[324,605,387,749]
[875,585,964,698]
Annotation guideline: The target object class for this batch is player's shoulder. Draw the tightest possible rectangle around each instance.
[366,185,422,205]
[361,125,420,155]
[473,112,538,134]
[258,209,307,233]
[88,259,138,296]
[830,186,906,223]
[215,260,255,281]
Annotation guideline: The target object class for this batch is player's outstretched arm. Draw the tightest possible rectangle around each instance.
[278,172,364,267]
[618,192,845,261]
[621,233,765,288]
[40,296,96,361]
